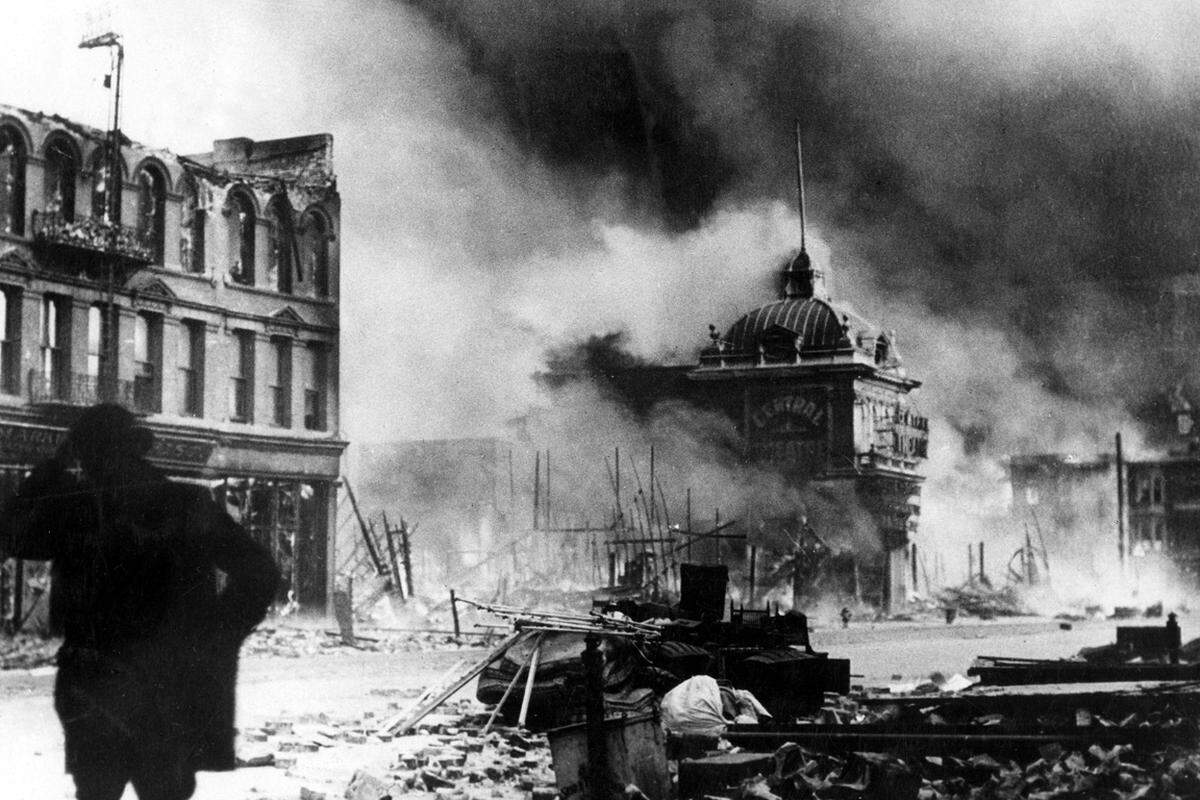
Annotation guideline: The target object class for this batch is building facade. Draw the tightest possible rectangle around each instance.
[0,104,345,623]
[688,247,928,610]
[1009,449,1200,587]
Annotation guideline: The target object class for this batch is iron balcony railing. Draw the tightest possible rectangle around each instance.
[28,368,134,407]
[31,210,155,265]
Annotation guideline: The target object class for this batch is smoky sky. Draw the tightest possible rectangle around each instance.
[409,0,1200,426]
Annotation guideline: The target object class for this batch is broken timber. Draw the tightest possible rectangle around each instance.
[968,659,1200,686]
[379,630,528,735]
[723,722,1196,758]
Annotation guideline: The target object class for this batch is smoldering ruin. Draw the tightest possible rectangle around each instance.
[7,3,1200,800]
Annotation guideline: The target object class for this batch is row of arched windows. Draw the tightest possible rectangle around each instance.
[0,123,331,298]
[208,186,330,297]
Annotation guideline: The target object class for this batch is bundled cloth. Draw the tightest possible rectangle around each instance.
[661,675,771,738]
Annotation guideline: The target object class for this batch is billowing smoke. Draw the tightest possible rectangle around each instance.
[380,1,1200,601]
[10,1,1193,604]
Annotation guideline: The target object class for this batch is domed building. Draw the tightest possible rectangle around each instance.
[687,242,929,611]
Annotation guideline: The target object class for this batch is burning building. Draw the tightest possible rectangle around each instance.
[685,237,928,610]
[0,103,345,626]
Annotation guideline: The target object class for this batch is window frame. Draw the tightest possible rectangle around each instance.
[178,319,205,418]
[135,162,168,265]
[0,126,27,236]
[231,329,255,423]
[225,190,257,286]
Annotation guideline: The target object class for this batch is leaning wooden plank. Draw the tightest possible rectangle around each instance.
[517,632,545,728]
[379,630,528,735]
[482,657,529,735]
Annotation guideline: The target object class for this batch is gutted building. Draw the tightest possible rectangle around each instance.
[683,245,928,610]
[0,104,345,624]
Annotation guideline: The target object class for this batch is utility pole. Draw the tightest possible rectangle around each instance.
[80,32,125,403]
[1116,432,1126,574]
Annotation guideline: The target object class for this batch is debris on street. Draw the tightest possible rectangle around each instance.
[240,625,493,659]
[0,632,57,670]
[233,700,558,800]
[936,584,1030,620]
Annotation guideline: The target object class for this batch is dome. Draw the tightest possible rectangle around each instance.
[722,297,848,357]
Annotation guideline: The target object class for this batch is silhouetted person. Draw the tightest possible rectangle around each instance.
[0,404,279,800]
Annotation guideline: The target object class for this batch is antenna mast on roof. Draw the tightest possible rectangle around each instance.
[794,118,807,254]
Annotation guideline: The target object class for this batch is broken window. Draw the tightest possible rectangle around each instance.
[0,126,26,235]
[136,163,167,264]
[224,190,256,285]
[180,176,206,273]
[89,148,117,223]
[43,136,76,221]
[301,209,330,298]
[267,196,295,294]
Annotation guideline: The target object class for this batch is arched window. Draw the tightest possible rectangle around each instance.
[180,176,206,273]
[224,189,256,285]
[301,209,329,298]
[43,137,77,221]
[90,148,118,223]
[0,126,27,235]
[266,195,294,294]
[135,163,167,264]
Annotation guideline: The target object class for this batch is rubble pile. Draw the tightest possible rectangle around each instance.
[0,633,58,670]
[234,700,556,800]
[808,693,1190,731]
[937,585,1031,619]
[241,626,491,659]
[727,741,1192,800]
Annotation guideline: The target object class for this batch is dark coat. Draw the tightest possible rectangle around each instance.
[0,457,279,773]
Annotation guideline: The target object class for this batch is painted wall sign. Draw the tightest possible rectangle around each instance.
[148,436,216,466]
[0,422,215,468]
[857,395,929,461]
[746,390,830,472]
[0,423,66,463]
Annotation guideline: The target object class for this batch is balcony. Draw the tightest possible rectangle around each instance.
[31,210,155,275]
[28,368,133,408]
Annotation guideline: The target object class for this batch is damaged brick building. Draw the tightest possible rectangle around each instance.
[0,104,345,625]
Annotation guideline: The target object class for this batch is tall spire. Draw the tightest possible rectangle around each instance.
[795,117,807,255]
[781,119,827,300]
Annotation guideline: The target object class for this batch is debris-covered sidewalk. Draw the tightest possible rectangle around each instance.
[229,700,557,800]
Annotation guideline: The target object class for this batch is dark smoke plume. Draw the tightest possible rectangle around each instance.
[409,0,1200,453]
